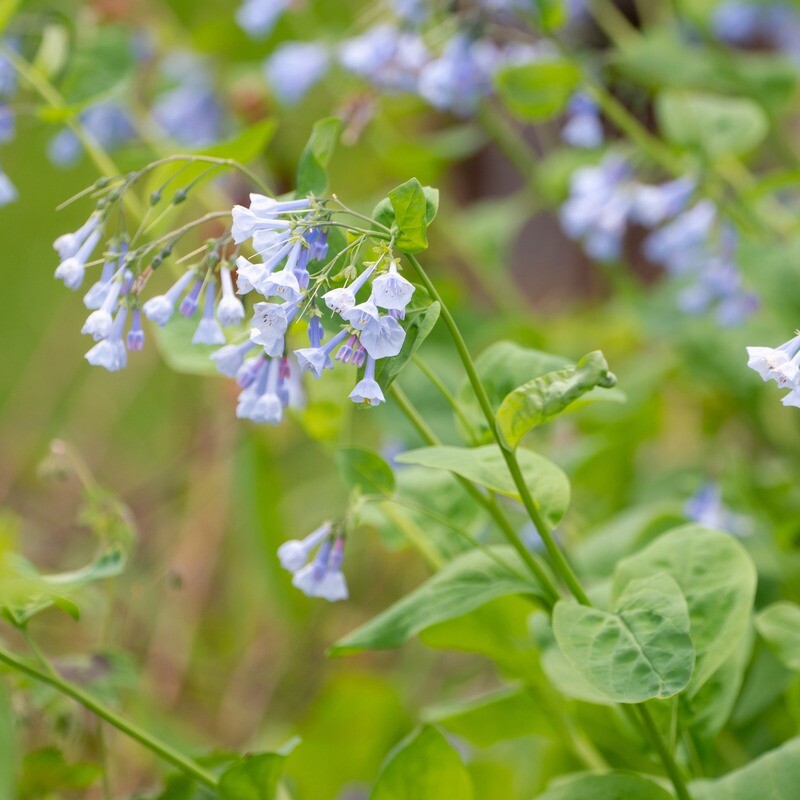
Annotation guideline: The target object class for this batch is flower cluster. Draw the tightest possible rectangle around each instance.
[230,193,415,416]
[560,153,756,325]
[746,332,800,407]
[277,522,348,602]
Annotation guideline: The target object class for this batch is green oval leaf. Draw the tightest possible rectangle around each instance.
[335,446,395,497]
[296,117,341,196]
[756,601,800,671]
[370,726,473,800]
[329,546,544,657]
[497,350,618,450]
[389,178,430,253]
[394,444,570,527]
[535,772,675,800]
[613,524,757,692]
[219,752,288,800]
[496,60,581,121]
[553,574,695,703]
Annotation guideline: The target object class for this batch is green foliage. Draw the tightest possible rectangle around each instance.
[388,178,430,253]
[369,726,473,800]
[0,681,15,800]
[329,547,544,656]
[535,772,675,800]
[553,574,694,703]
[18,749,100,799]
[613,525,757,691]
[219,752,289,800]
[756,601,800,671]
[495,60,582,121]
[376,301,441,390]
[152,315,223,376]
[656,91,769,158]
[395,444,570,527]
[296,117,341,196]
[497,350,618,450]
[336,446,395,497]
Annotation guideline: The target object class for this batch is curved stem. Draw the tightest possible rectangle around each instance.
[389,383,559,608]
[0,644,218,788]
[638,705,693,800]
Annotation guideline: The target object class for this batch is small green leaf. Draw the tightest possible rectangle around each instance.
[370,726,473,800]
[535,772,675,800]
[497,350,618,449]
[152,315,222,376]
[375,302,440,390]
[394,444,570,527]
[691,735,800,800]
[496,60,581,121]
[336,446,395,497]
[756,601,800,671]
[296,117,341,196]
[613,524,757,692]
[553,574,695,703]
[219,752,287,800]
[389,178,429,253]
[533,0,568,30]
[329,547,544,657]
[656,90,769,158]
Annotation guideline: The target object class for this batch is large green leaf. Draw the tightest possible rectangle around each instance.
[336,446,395,497]
[329,547,544,656]
[425,686,556,746]
[495,60,581,121]
[497,350,618,450]
[691,736,800,800]
[655,91,769,158]
[375,302,440,390]
[756,601,800,671]
[613,525,757,691]
[394,444,570,528]
[389,178,430,253]
[219,752,287,800]
[369,726,473,800]
[152,316,222,376]
[535,772,675,800]
[553,574,694,703]
[296,117,341,196]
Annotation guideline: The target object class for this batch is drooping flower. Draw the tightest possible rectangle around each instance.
[231,195,309,244]
[295,329,349,378]
[250,298,301,355]
[370,262,414,311]
[292,535,348,602]
[349,355,385,406]
[54,213,103,261]
[264,42,330,105]
[323,266,375,316]
[82,272,124,340]
[747,333,800,384]
[631,177,695,228]
[85,307,128,372]
[278,522,333,572]
[562,92,603,149]
[0,104,14,144]
[54,228,103,290]
[193,281,226,345]
[217,265,246,326]
[126,309,145,352]
[141,269,197,326]
[359,314,406,359]
[179,279,204,317]
[211,340,257,377]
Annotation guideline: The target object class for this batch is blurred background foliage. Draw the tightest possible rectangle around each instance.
[4,0,800,797]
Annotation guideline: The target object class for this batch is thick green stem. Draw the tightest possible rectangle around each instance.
[402,253,589,605]
[638,705,693,800]
[0,645,218,788]
[389,383,559,608]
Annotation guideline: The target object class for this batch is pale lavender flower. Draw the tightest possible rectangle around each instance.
[250,298,301,355]
[342,298,381,331]
[295,329,349,378]
[0,104,14,144]
[358,314,406,359]
[0,164,17,207]
[237,354,266,388]
[217,266,246,326]
[82,273,124,340]
[250,358,283,424]
[211,340,257,377]
[631,177,695,228]
[85,307,128,371]
[264,42,329,105]
[643,200,716,273]
[292,535,348,602]
[84,245,124,310]
[231,195,308,244]
[54,229,102,290]
[141,269,197,326]
[0,43,17,98]
[126,309,145,351]
[747,333,800,384]
[180,278,204,317]
[562,93,603,149]
[48,103,135,168]
[236,0,291,38]
[323,266,375,316]
[307,316,324,347]
[685,483,750,537]
[54,213,102,260]
[193,281,226,345]
[349,356,385,406]
[278,522,333,572]
[371,263,414,311]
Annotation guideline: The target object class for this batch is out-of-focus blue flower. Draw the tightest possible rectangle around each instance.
[0,39,18,98]
[0,104,14,144]
[339,24,428,93]
[0,163,17,207]
[47,102,136,168]
[631,177,695,228]
[85,306,128,372]
[560,154,637,262]
[713,2,800,59]
[390,0,428,24]
[291,534,348,602]
[643,200,717,273]
[264,41,329,105]
[562,92,603,149]
[142,269,197,327]
[278,522,332,572]
[418,34,501,116]
[236,0,292,39]
[685,483,751,537]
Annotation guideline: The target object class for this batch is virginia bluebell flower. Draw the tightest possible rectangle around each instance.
[370,262,415,312]
[631,177,695,228]
[713,2,800,60]
[349,356,385,406]
[0,104,14,144]
[217,266,246,326]
[0,42,17,98]
[643,200,717,272]
[54,228,103,290]
[85,306,128,372]
[685,483,750,537]
[82,272,124,341]
[179,278,204,317]
[211,340,257,377]
[84,244,125,309]
[141,269,197,326]
[54,214,103,261]
[323,266,376,315]
[358,314,406,359]
[48,103,135,168]
[126,309,145,352]
[339,25,428,93]
[292,534,348,602]
[562,93,603,149]
[231,195,310,243]
[747,333,800,386]
[236,0,291,39]
[0,162,17,207]
[390,0,427,24]
[278,522,333,572]
[250,298,301,355]
[295,329,350,378]
[193,281,227,345]
[264,42,330,105]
